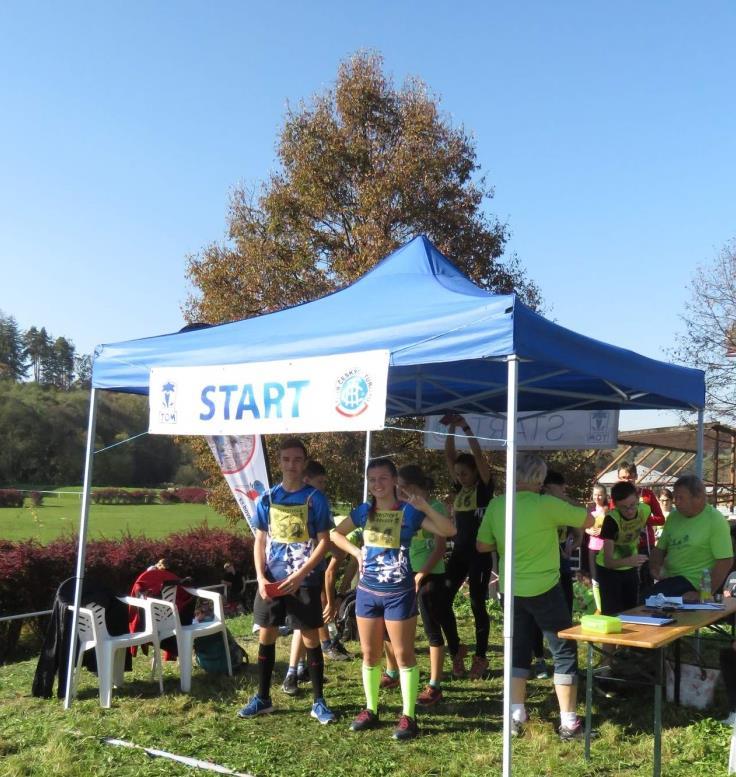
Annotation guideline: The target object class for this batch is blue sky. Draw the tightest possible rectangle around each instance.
[1,1,734,430]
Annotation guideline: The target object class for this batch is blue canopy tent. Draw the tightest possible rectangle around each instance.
[70,236,705,775]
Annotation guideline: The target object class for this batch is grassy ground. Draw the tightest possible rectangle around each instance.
[0,490,237,543]
[1,605,733,777]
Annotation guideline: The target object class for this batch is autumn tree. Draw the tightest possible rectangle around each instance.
[674,238,736,421]
[185,51,540,519]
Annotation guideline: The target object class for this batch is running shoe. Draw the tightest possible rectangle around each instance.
[417,685,443,707]
[324,643,350,662]
[282,672,299,696]
[296,666,310,684]
[468,655,488,680]
[392,714,419,741]
[350,709,379,731]
[533,659,549,680]
[558,719,598,741]
[380,672,400,689]
[511,718,525,738]
[451,644,468,678]
[237,695,274,718]
[331,639,353,659]
[310,697,336,725]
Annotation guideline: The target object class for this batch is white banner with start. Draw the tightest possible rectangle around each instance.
[423,410,619,450]
[149,350,389,435]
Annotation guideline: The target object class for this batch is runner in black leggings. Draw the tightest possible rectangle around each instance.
[442,413,494,680]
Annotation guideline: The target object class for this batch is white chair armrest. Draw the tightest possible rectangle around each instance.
[118,595,150,610]
[183,587,225,620]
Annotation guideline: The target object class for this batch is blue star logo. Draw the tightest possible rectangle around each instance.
[162,382,176,407]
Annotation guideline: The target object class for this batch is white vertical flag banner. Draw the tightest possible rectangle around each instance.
[149,350,390,435]
[423,410,619,450]
[206,435,269,534]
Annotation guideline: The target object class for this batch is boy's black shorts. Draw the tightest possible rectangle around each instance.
[254,585,323,631]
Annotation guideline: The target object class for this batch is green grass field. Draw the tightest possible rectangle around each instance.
[0,490,239,544]
[1,606,733,777]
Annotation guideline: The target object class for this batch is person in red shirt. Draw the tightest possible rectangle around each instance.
[615,462,664,589]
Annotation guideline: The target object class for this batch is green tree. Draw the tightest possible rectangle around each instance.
[185,51,541,520]
[43,336,76,390]
[23,326,52,383]
[0,311,27,380]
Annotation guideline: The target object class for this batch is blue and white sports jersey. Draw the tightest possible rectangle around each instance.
[255,484,331,587]
[350,501,425,593]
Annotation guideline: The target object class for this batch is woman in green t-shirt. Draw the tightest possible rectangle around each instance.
[398,464,458,707]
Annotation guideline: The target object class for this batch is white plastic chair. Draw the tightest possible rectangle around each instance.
[68,596,162,708]
[148,585,232,692]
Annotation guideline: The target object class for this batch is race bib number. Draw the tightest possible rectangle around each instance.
[454,487,477,512]
[364,510,403,549]
[270,504,309,543]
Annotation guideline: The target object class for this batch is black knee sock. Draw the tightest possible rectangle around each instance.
[257,642,276,700]
[306,646,325,701]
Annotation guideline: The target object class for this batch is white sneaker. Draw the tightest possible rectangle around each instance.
[720,710,736,725]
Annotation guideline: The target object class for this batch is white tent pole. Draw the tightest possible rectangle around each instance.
[502,356,519,777]
[363,430,371,503]
[695,408,705,478]
[63,388,99,709]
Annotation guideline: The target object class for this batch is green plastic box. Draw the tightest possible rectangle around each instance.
[580,614,622,634]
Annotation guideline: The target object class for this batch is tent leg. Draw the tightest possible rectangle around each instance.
[696,408,705,479]
[362,430,371,503]
[502,356,519,777]
[64,388,99,709]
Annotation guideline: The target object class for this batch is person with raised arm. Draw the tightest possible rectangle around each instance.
[442,413,495,679]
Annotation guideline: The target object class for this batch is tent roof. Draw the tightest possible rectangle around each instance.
[92,236,705,414]
[618,423,735,454]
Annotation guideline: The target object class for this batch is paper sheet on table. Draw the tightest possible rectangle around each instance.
[645,594,724,610]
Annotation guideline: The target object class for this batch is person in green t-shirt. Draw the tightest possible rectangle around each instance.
[398,464,458,707]
[476,454,592,741]
[648,475,733,600]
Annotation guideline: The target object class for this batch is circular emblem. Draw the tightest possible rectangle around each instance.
[211,435,256,474]
[335,369,373,417]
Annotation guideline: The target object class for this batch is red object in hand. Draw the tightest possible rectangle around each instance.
[264,580,289,598]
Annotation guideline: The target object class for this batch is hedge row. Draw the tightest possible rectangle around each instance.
[0,527,254,662]
[0,489,24,508]
[91,487,208,505]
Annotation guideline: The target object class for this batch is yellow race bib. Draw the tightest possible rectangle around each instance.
[454,487,477,512]
[270,503,309,543]
[364,510,402,549]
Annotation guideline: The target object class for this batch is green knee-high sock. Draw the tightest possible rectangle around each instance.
[399,665,419,718]
[362,664,381,713]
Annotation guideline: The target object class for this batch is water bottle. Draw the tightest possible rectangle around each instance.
[700,568,712,603]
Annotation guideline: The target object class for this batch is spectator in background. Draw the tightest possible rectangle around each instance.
[658,488,674,520]
[442,413,495,680]
[586,483,609,613]
[222,562,246,614]
[648,475,733,599]
[617,462,664,588]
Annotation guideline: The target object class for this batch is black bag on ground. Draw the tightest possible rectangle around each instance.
[336,590,358,643]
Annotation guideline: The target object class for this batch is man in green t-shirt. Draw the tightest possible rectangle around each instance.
[476,454,592,740]
[648,475,733,600]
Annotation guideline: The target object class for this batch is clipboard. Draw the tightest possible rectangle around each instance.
[619,614,675,627]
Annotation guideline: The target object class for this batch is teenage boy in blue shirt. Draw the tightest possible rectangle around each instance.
[237,437,335,724]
